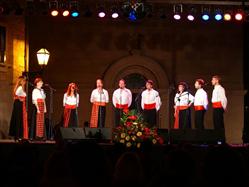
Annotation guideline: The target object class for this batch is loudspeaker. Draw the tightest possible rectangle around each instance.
[60,127,86,140]
[158,129,225,144]
[84,127,112,142]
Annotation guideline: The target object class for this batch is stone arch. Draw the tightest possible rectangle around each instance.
[103,54,171,129]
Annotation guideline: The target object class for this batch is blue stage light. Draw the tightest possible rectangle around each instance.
[71,11,79,17]
[129,10,137,21]
[202,14,209,21]
[215,14,222,21]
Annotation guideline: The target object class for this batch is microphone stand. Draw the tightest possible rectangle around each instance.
[46,84,56,140]
[135,87,144,114]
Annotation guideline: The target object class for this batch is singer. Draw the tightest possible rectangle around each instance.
[30,78,47,140]
[90,79,109,128]
[141,80,162,127]
[194,79,208,129]
[63,83,79,127]
[174,82,194,129]
[9,76,28,141]
[112,79,132,126]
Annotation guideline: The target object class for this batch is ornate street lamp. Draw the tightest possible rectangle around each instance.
[36,48,50,67]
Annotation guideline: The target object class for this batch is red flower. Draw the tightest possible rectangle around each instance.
[128,115,137,121]
[123,108,129,114]
[158,137,164,144]
[126,122,132,127]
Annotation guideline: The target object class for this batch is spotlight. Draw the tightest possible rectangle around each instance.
[235,12,243,21]
[201,7,210,21]
[61,2,70,17]
[70,1,79,17]
[129,10,137,21]
[173,4,182,20]
[224,13,232,21]
[214,9,223,21]
[98,7,106,18]
[187,7,196,21]
[49,0,59,16]
[111,7,119,19]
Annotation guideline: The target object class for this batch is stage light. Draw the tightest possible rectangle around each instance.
[224,13,232,21]
[235,12,243,21]
[187,7,196,21]
[98,6,106,18]
[111,7,119,19]
[61,2,70,17]
[214,9,223,21]
[128,10,137,21]
[62,10,70,17]
[49,0,59,16]
[187,15,194,21]
[173,4,182,20]
[70,1,79,17]
[201,7,210,21]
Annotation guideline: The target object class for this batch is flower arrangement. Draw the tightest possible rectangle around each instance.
[112,109,164,148]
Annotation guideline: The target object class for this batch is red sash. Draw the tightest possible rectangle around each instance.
[144,103,156,110]
[212,102,222,108]
[194,105,205,111]
[65,104,77,109]
[116,103,128,109]
[36,99,45,138]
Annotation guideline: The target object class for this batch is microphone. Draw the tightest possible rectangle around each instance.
[44,84,56,91]
[28,82,34,87]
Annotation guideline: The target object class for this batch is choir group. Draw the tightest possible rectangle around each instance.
[8,75,227,141]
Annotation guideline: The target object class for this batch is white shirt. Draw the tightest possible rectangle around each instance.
[211,85,227,109]
[194,88,208,110]
[32,88,46,104]
[90,88,109,103]
[174,91,194,106]
[15,86,26,97]
[141,89,162,111]
[63,93,79,107]
[112,88,132,107]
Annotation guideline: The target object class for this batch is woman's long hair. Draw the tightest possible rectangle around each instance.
[66,83,78,97]
[177,81,188,93]
[13,76,26,97]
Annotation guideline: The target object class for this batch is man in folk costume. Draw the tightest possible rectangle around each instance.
[30,78,47,140]
[9,76,28,141]
[141,80,162,127]
[63,83,79,127]
[194,79,208,129]
[211,75,227,130]
[174,82,194,129]
[90,79,109,128]
[112,79,132,127]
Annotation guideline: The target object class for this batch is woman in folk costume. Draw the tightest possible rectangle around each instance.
[90,79,109,128]
[9,76,28,141]
[30,78,47,140]
[63,83,79,127]
[174,82,194,129]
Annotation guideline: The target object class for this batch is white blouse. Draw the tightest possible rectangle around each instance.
[211,85,227,109]
[112,88,132,107]
[90,88,109,103]
[174,91,194,106]
[63,93,79,107]
[141,89,162,111]
[194,88,208,110]
[15,86,26,97]
[32,88,46,104]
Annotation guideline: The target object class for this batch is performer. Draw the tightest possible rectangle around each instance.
[174,82,194,129]
[112,79,132,126]
[211,75,227,130]
[30,78,47,140]
[194,79,208,129]
[9,76,28,141]
[141,80,162,127]
[63,83,79,127]
[90,79,109,128]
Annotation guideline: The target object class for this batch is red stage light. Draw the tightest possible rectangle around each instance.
[235,13,243,21]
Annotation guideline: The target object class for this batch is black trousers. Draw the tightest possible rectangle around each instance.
[143,109,157,128]
[179,108,191,129]
[114,108,124,127]
[68,109,78,127]
[213,108,224,129]
[98,106,106,128]
[195,110,205,129]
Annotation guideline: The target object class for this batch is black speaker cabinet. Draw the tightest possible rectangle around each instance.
[60,127,86,140]
[84,127,112,142]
